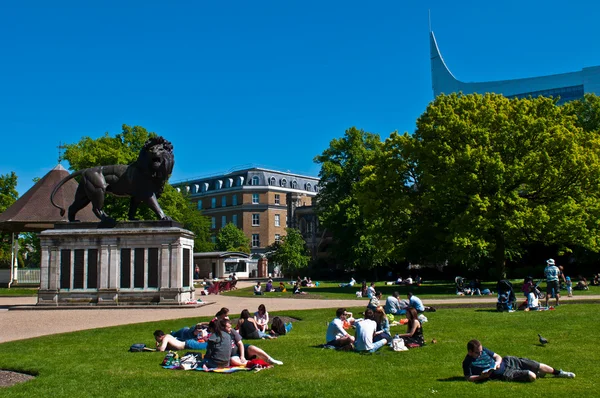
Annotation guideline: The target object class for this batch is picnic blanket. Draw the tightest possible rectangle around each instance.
[162,354,272,373]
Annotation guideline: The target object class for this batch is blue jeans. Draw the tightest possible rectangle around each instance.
[356,339,388,353]
[185,339,207,350]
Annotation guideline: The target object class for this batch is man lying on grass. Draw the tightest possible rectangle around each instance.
[463,339,575,382]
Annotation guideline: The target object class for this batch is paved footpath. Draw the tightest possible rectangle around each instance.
[1,284,598,344]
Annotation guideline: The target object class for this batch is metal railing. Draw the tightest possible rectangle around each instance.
[16,268,41,284]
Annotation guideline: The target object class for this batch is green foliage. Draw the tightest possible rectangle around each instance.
[19,232,41,267]
[215,222,250,253]
[0,305,598,397]
[0,171,19,268]
[61,124,212,251]
[0,171,18,213]
[358,93,600,277]
[266,228,310,273]
[314,127,386,269]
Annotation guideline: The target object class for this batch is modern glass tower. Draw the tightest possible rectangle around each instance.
[430,31,600,104]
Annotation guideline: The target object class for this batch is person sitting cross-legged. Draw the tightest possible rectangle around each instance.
[463,339,575,382]
[355,308,388,353]
[325,308,355,350]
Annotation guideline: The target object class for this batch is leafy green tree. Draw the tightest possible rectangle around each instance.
[563,93,600,133]
[215,223,250,253]
[62,124,212,251]
[0,172,19,268]
[266,228,310,274]
[359,93,600,277]
[313,127,385,270]
[0,171,18,213]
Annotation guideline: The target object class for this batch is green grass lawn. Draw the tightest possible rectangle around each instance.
[222,280,600,300]
[0,288,38,297]
[0,304,598,397]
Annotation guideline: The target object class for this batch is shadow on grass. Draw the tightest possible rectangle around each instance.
[437,376,465,382]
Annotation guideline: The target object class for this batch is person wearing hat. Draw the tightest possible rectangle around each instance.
[544,259,561,308]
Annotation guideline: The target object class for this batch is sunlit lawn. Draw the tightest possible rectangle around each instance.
[222,280,600,301]
[0,304,597,397]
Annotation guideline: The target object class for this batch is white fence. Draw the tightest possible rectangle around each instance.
[17,268,41,284]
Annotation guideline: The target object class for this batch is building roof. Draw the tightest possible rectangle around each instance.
[0,164,96,232]
[430,31,599,101]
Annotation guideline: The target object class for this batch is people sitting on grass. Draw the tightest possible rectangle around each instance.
[463,339,575,382]
[384,291,408,315]
[367,291,382,311]
[366,282,376,299]
[339,277,356,288]
[360,280,368,297]
[224,319,283,366]
[265,278,273,292]
[574,275,589,290]
[408,292,435,313]
[293,281,307,295]
[355,309,388,353]
[469,279,482,296]
[592,273,600,286]
[254,304,269,333]
[277,281,287,292]
[197,319,232,370]
[373,306,392,344]
[237,309,276,339]
[254,281,263,295]
[325,308,355,350]
[396,308,425,348]
[268,316,290,337]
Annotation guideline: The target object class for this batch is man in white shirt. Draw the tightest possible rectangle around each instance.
[325,308,355,350]
[355,309,388,353]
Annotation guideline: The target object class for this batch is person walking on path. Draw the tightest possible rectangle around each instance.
[463,339,575,382]
[544,259,562,307]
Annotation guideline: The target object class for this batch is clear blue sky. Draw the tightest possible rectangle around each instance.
[2,0,599,196]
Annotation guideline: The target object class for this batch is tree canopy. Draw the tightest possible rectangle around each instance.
[215,223,250,253]
[62,124,213,251]
[266,228,310,274]
[313,127,386,269]
[0,172,19,268]
[357,93,600,277]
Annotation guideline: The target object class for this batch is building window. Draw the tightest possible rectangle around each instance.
[252,214,260,226]
[280,178,287,187]
[252,234,260,247]
[221,215,226,228]
[275,234,281,242]
[211,198,216,208]
[211,236,216,244]
[232,214,238,226]
[306,183,312,191]
[196,201,202,210]
[216,180,223,190]
[232,194,238,206]
[269,176,276,185]
[252,193,259,204]
[221,196,227,207]
[286,215,288,227]
[292,180,298,189]
[211,217,216,229]
[251,176,260,186]
[274,194,280,205]
[274,214,280,227]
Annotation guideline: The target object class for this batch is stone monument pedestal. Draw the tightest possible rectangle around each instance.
[38,221,195,306]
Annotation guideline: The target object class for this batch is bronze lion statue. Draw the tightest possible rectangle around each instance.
[51,136,175,223]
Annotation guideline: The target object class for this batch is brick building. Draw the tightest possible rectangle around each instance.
[174,167,320,257]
